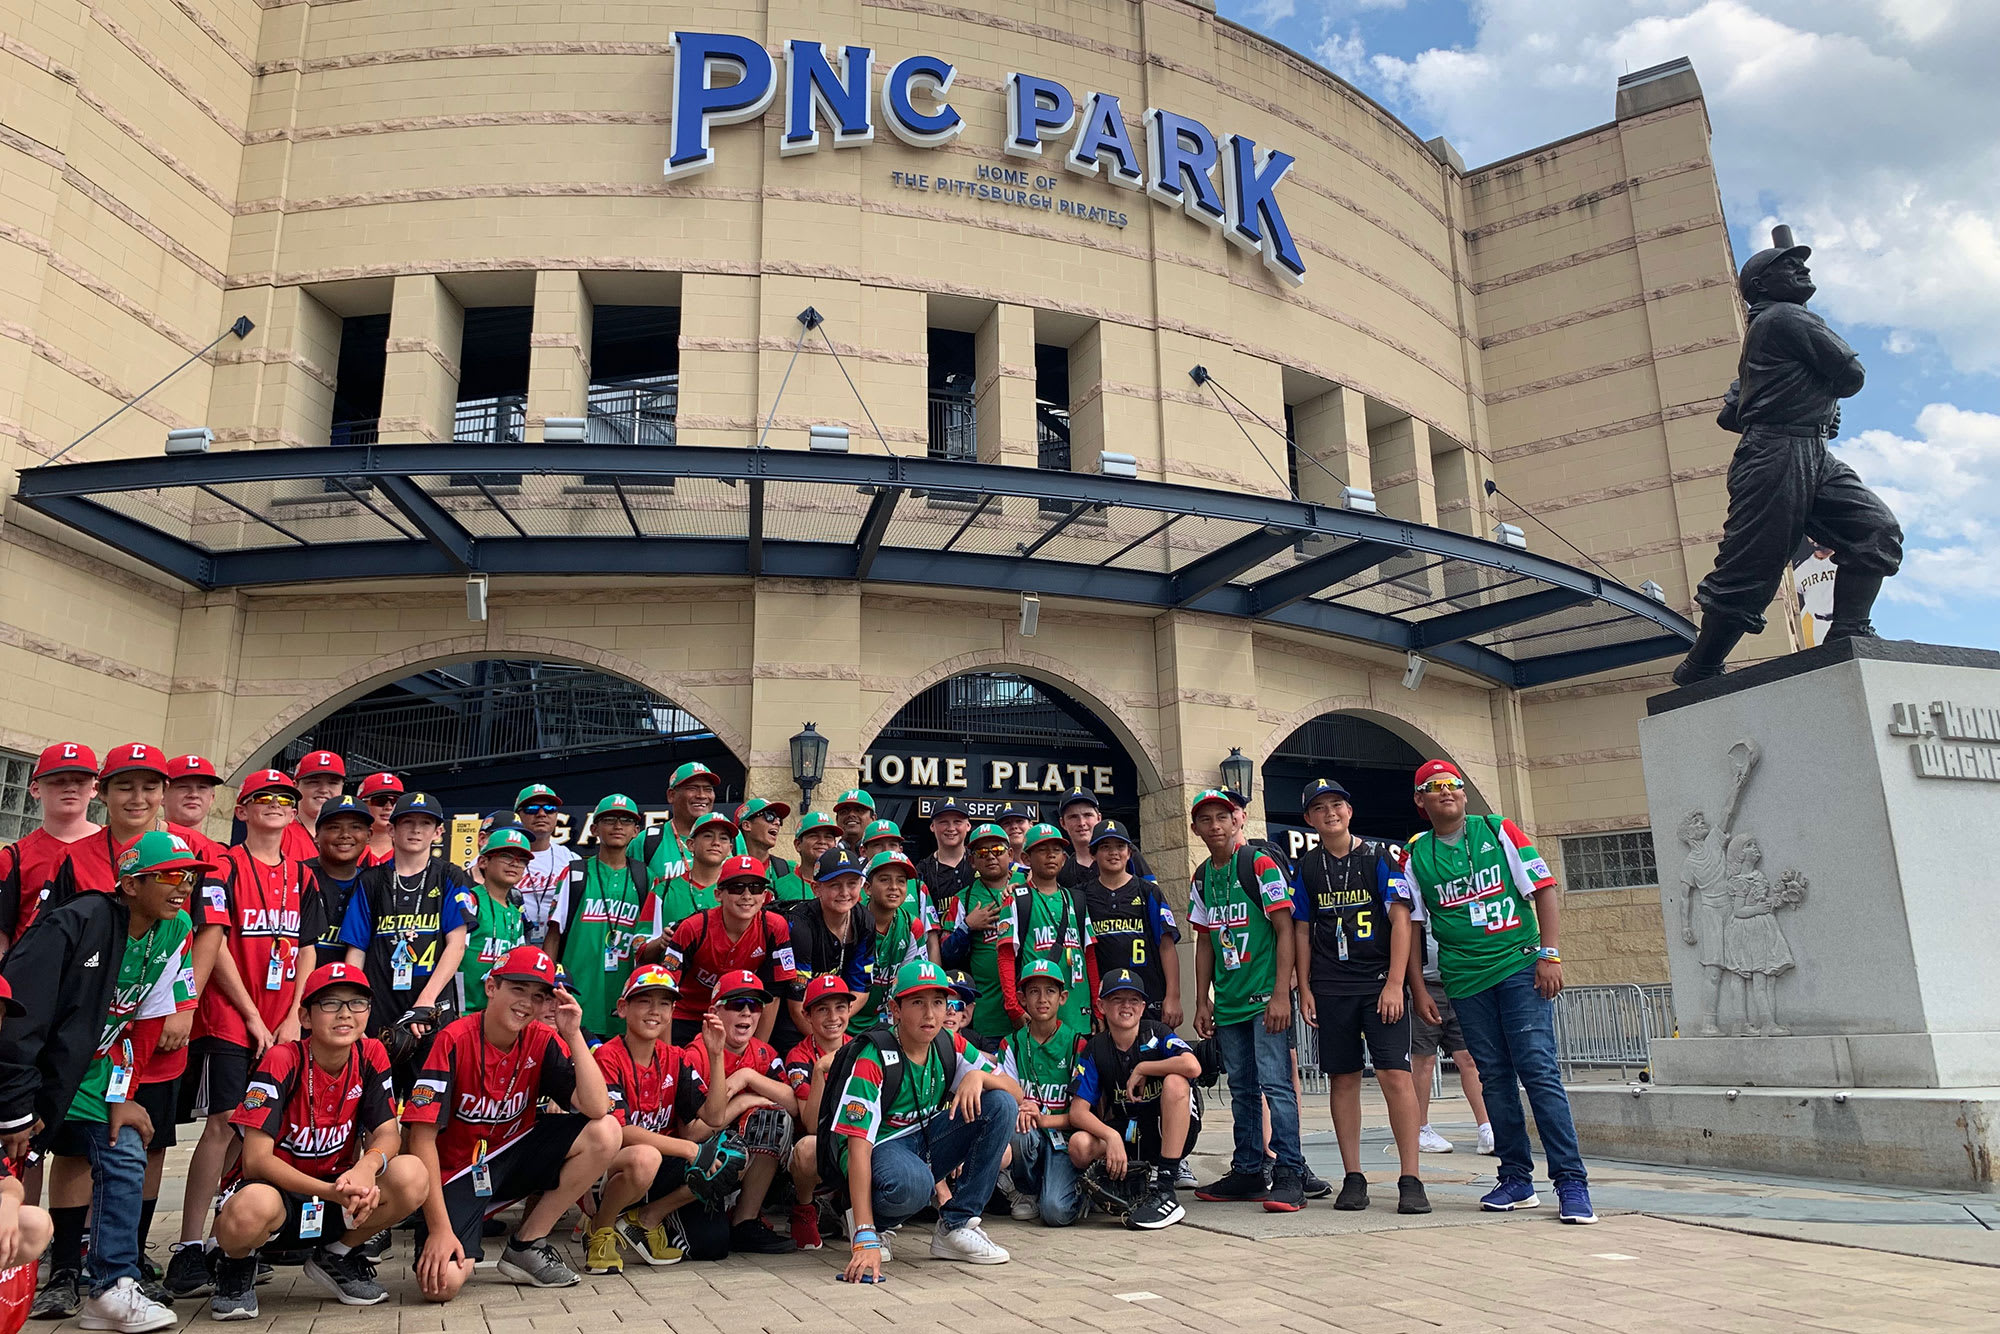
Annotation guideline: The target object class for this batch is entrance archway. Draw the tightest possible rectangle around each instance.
[1262,710,1480,857]
[863,671,1145,860]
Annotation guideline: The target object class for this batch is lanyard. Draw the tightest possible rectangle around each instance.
[299,1043,355,1133]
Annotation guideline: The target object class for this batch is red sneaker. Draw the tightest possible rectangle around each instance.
[790,1203,823,1251]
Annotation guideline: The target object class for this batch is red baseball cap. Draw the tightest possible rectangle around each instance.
[239,769,300,800]
[31,743,97,781]
[714,969,772,1004]
[165,754,219,785]
[301,961,369,1005]
[488,945,559,989]
[295,750,345,780]
[717,854,769,885]
[99,742,169,781]
[1413,759,1464,789]
[358,772,404,799]
[802,975,854,1009]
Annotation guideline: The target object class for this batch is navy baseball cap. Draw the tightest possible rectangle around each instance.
[1058,788,1099,814]
[929,798,970,820]
[317,794,371,828]
[1299,778,1351,811]
[391,791,442,823]
[814,848,866,883]
[1089,819,1134,848]
[998,802,1034,822]
[1099,968,1148,1001]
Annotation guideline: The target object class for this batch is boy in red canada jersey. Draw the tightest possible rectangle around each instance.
[0,744,101,951]
[174,769,316,1289]
[207,963,427,1320]
[693,970,798,1255]
[586,966,728,1272]
[283,752,346,865]
[659,856,799,1046]
[403,946,617,1301]
[782,974,854,1250]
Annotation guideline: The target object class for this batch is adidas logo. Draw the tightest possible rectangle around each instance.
[82,951,101,968]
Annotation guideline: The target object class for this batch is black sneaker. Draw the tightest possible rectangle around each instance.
[1302,1169,1334,1200]
[1194,1169,1269,1203]
[728,1218,795,1255]
[1334,1171,1370,1211]
[135,1255,173,1308]
[356,1232,391,1263]
[1123,1167,1185,1232]
[209,1255,259,1322]
[30,1268,82,1320]
[254,1259,274,1286]
[1264,1165,1305,1213]
[304,1246,389,1306]
[1397,1175,1432,1215]
[163,1243,212,1299]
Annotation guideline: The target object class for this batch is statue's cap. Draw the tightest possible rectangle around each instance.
[1739,225,1811,298]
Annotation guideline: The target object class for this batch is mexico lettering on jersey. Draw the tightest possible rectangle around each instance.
[1404,816,1554,1000]
[553,858,656,1038]
[228,1038,395,1183]
[1004,1023,1085,1112]
[403,1014,577,1175]
[197,847,309,1048]
[833,1032,995,1150]
[784,1033,849,1099]
[661,908,799,1022]
[594,1036,706,1134]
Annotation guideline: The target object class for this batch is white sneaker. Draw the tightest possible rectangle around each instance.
[1477,1123,1496,1155]
[930,1217,1010,1265]
[78,1277,175,1333]
[1418,1125,1454,1154]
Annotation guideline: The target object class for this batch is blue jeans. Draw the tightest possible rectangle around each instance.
[1215,1017,1303,1175]
[79,1122,148,1295]
[1452,962,1587,1186]
[1008,1127,1088,1227]
[867,1087,1018,1232]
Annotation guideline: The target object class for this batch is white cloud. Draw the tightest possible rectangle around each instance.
[1350,1,2000,374]
[1835,404,2000,607]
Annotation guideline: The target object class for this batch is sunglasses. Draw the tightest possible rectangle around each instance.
[519,803,560,815]
[1416,777,1465,795]
[248,792,297,807]
[719,882,766,896]
[973,844,1010,856]
[365,795,398,806]
[139,870,196,888]
[945,999,967,1013]
[719,998,763,1012]
[754,811,783,823]
[310,996,371,1015]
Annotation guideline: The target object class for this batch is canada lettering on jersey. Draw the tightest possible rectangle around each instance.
[236,906,302,936]
[457,1089,532,1125]
[280,1123,358,1159]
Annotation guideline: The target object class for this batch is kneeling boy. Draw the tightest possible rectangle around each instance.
[209,962,428,1319]
[403,946,618,1302]
[783,975,855,1249]
[1000,961,1087,1227]
[1066,969,1198,1231]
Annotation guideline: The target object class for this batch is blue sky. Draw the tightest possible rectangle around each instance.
[1217,0,2000,650]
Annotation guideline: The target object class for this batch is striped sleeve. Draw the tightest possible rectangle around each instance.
[833,1047,886,1141]
[1250,854,1292,914]
[1498,819,1556,893]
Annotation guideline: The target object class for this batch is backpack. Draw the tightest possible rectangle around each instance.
[813,1025,959,1206]
[1233,839,1295,905]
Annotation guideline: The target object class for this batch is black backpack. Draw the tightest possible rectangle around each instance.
[813,1025,959,1205]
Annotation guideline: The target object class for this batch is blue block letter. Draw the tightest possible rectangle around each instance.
[783,41,875,157]
[665,32,777,180]
[1066,92,1143,189]
[1005,73,1075,158]
[1221,134,1305,286]
[1143,109,1225,228]
[882,54,962,147]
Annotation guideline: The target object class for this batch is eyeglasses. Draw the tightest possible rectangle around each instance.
[519,803,560,815]
[310,996,371,1015]
[1416,777,1465,795]
[719,998,763,1012]
[719,882,766,897]
[248,792,297,808]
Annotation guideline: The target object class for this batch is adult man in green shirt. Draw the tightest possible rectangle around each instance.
[1186,788,1304,1212]
[641,761,719,896]
[1402,759,1593,1224]
[455,828,529,1013]
[770,812,841,903]
[546,794,655,1037]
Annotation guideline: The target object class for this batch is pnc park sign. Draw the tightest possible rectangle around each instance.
[663,31,1308,287]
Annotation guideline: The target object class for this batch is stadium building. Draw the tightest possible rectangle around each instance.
[0,0,1784,984]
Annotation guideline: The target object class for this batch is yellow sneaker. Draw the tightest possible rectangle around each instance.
[614,1211,684,1266]
[584,1227,624,1275]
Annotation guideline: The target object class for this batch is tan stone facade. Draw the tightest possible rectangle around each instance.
[0,1,1788,985]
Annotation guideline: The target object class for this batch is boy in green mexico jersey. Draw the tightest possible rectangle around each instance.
[1015,825,1092,1034]
[848,851,938,1033]
[771,813,842,904]
[546,795,656,1038]
[455,829,530,1013]
[1187,788,1306,1212]
[944,824,1022,1048]
[996,960,1087,1227]
[1402,759,1593,1224]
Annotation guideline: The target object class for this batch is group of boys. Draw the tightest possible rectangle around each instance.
[0,739,1594,1324]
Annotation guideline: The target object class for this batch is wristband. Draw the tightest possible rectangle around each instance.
[1537,947,1562,962]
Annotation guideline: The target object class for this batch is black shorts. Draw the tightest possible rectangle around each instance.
[1121,1087,1202,1160]
[215,1182,333,1249]
[136,1077,180,1151]
[416,1114,588,1262]
[1313,991,1412,1075]
[189,1039,255,1118]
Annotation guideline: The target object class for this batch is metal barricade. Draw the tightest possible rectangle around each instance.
[1552,983,1669,1081]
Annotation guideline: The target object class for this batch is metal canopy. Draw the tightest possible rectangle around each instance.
[15,444,1694,688]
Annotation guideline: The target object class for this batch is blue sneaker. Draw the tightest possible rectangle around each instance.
[1556,1180,1597,1224]
[1479,1178,1540,1211]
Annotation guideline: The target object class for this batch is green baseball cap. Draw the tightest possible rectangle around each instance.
[1190,787,1236,816]
[735,796,791,824]
[117,829,216,879]
[481,827,534,858]
[862,818,902,844]
[593,793,641,821]
[1019,959,1066,988]
[689,810,737,838]
[668,761,719,791]
[1021,821,1067,853]
[864,849,916,879]
[796,811,840,837]
[968,822,1008,847]
[891,959,949,998]
[833,788,876,812]
[515,782,560,809]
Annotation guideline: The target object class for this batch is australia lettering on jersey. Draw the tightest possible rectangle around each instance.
[376,910,441,933]
[1314,883,1373,910]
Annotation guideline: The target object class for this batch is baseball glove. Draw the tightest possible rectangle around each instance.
[687,1130,748,1208]
[736,1105,794,1159]
[385,1004,445,1068]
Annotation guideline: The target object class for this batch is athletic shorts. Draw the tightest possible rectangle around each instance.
[416,1114,588,1262]
[189,1038,255,1119]
[1120,1089,1202,1161]
[1313,991,1412,1075]
[214,1182,334,1249]
[135,1077,180,1150]
[1410,980,1466,1057]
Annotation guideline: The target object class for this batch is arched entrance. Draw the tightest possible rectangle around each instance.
[863,672,1144,860]
[1261,711,1475,858]
[276,658,744,822]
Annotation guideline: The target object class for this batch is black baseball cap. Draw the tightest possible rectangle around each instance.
[929,798,970,820]
[316,794,371,828]
[1058,788,1099,814]
[481,808,524,835]
[998,802,1034,822]
[814,848,866,883]
[391,791,443,823]
[1089,819,1134,848]
[1099,968,1148,1001]
[1299,778,1351,811]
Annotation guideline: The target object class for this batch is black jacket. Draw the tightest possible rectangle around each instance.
[0,892,130,1146]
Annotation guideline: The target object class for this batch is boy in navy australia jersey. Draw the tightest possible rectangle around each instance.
[208,963,427,1319]
[1066,969,1197,1231]
[1078,821,1181,1026]
[402,946,618,1301]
